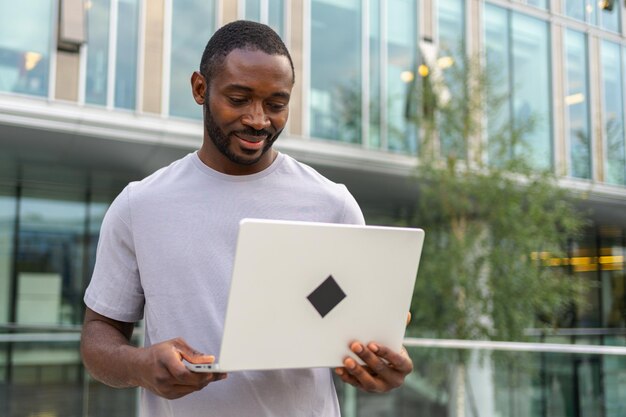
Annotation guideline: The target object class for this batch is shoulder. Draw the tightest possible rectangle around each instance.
[126,153,196,201]
[276,154,365,225]
[278,154,344,191]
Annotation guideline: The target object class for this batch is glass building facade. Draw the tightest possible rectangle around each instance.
[0,0,625,416]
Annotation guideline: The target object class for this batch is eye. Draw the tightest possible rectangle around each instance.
[266,102,287,112]
[228,97,248,106]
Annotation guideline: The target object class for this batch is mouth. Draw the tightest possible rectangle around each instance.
[234,133,268,151]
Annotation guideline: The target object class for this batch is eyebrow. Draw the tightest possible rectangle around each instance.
[224,84,291,100]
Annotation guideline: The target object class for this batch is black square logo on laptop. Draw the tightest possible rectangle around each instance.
[307,275,346,318]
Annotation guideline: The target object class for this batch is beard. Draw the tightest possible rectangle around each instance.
[203,103,283,166]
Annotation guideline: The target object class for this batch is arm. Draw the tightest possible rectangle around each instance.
[80,307,226,399]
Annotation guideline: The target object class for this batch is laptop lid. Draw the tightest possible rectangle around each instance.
[212,218,424,372]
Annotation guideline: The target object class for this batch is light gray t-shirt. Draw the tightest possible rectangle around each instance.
[84,151,365,417]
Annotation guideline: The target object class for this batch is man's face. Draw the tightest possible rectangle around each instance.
[194,48,293,175]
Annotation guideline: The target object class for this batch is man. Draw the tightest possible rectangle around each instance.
[80,20,413,416]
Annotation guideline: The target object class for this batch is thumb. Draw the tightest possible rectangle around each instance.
[173,338,215,364]
[406,311,412,326]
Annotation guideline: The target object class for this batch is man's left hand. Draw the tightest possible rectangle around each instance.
[334,341,413,393]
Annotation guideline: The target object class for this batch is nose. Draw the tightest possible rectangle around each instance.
[242,102,270,131]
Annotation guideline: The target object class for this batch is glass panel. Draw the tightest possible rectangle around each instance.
[601,41,626,185]
[484,4,512,164]
[368,0,381,149]
[599,231,625,329]
[526,0,548,9]
[603,336,626,417]
[114,0,140,110]
[565,29,591,179]
[268,0,285,38]
[8,340,83,416]
[511,12,551,170]
[572,234,601,328]
[16,187,87,326]
[310,0,362,143]
[386,0,417,154]
[598,3,620,32]
[564,0,585,21]
[245,0,261,21]
[0,338,139,417]
[0,186,15,325]
[335,346,624,417]
[564,0,620,32]
[438,0,465,159]
[85,0,111,106]
[169,0,216,119]
[0,0,53,96]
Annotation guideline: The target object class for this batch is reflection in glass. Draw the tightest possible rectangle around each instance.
[85,0,111,106]
[437,0,465,159]
[0,188,16,325]
[169,0,216,119]
[0,0,53,96]
[565,30,591,179]
[114,0,140,110]
[386,0,417,154]
[368,0,381,149]
[268,0,285,38]
[564,0,620,32]
[335,346,624,417]
[484,7,551,170]
[245,0,261,21]
[16,190,87,325]
[526,0,548,9]
[243,0,285,39]
[310,0,361,143]
[601,41,626,185]
[484,4,512,164]
[511,13,551,170]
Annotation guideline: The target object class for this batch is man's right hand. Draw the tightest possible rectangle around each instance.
[133,337,227,399]
[81,308,226,400]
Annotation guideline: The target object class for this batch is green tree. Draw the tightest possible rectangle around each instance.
[402,48,589,416]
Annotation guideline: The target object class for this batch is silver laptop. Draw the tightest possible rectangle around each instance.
[186,218,425,373]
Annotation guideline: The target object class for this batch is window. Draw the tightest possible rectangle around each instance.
[0,187,16,324]
[114,0,140,109]
[0,0,54,97]
[437,0,465,159]
[85,0,111,105]
[564,30,592,179]
[564,0,620,32]
[385,0,418,154]
[484,5,552,170]
[601,41,626,185]
[310,0,362,143]
[243,0,286,39]
[84,0,139,110]
[169,0,216,119]
[368,0,381,148]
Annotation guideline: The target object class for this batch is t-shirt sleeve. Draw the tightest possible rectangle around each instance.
[84,186,145,322]
[340,186,366,226]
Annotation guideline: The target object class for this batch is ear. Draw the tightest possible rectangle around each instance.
[191,71,207,105]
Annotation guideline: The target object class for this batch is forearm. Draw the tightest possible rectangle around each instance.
[80,313,142,388]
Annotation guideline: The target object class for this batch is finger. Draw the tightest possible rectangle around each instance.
[343,357,383,392]
[172,339,215,364]
[334,367,362,388]
[406,312,412,326]
[350,342,390,377]
[367,343,413,374]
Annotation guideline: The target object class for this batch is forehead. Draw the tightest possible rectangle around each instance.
[211,48,294,93]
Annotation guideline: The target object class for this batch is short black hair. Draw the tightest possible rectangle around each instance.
[199,20,295,85]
